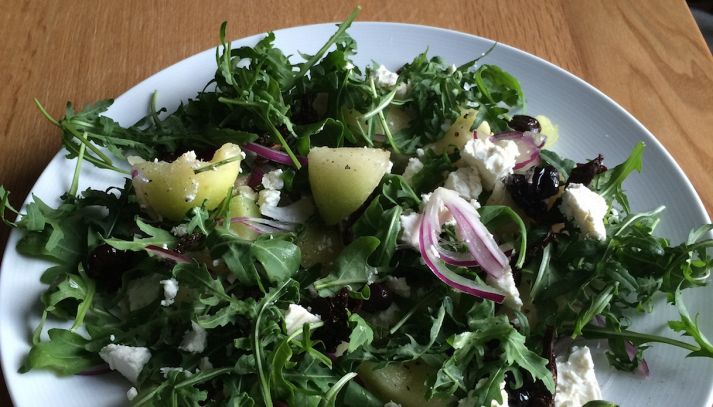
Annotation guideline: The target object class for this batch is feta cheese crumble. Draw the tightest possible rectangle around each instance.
[159,278,179,306]
[171,223,188,237]
[401,157,424,185]
[284,304,321,336]
[398,211,421,250]
[99,344,151,384]
[179,321,207,354]
[555,346,602,407]
[559,183,608,241]
[372,64,399,88]
[462,137,519,190]
[444,166,483,201]
[261,169,284,190]
[384,402,402,407]
[486,266,522,311]
[126,387,138,401]
[385,276,411,298]
[257,189,281,208]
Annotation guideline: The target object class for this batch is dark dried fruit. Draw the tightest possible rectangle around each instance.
[85,244,139,291]
[509,115,541,133]
[568,154,607,186]
[508,327,556,407]
[506,166,561,220]
[361,283,393,312]
[308,289,357,351]
[175,232,205,254]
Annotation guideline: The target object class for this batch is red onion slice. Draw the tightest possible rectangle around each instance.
[145,245,191,264]
[418,188,507,302]
[244,142,308,167]
[230,216,297,234]
[625,340,650,377]
[492,131,541,170]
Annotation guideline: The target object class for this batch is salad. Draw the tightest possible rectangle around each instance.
[2,8,713,407]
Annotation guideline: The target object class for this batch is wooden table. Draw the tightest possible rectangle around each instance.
[1,1,712,405]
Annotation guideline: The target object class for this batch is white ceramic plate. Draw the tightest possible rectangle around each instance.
[1,22,712,407]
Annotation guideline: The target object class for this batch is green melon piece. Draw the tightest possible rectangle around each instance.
[308,147,391,225]
[357,361,452,407]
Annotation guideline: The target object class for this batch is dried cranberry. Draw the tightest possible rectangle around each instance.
[507,327,556,407]
[308,289,354,351]
[509,115,541,133]
[567,154,607,186]
[506,166,561,220]
[85,244,139,291]
[174,232,205,253]
[361,283,393,312]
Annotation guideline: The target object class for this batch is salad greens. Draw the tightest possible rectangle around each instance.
[2,7,713,407]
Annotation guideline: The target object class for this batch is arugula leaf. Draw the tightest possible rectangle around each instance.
[313,237,381,296]
[593,142,645,212]
[539,149,576,179]
[353,198,402,267]
[20,329,98,376]
[347,313,374,353]
[104,217,176,251]
[410,148,455,195]
[251,238,301,284]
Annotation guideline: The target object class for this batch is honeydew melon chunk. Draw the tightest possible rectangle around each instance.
[357,361,451,407]
[130,143,243,221]
[308,147,391,225]
[432,108,478,153]
[229,186,260,240]
[535,115,559,148]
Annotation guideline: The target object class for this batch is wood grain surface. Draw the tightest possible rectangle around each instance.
[1,1,712,405]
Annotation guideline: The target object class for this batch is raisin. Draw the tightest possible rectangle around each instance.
[509,115,541,133]
[174,232,205,253]
[567,154,607,186]
[85,244,139,291]
[308,289,354,351]
[361,283,393,312]
[506,166,560,220]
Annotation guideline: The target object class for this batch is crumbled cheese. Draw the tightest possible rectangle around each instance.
[399,211,422,250]
[179,321,207,354]
[171,224,188,237]
[560,183,608,241]
[384,402,402,407]
[99,344,151,384]
[333,341,350,358]
[444,166,483,201]
[126,387,138,401]
[127,275,161,311]
[372,64,399,88]
[402,157,424,185]
[284,304,322,336]
[261,169,284,190]
[198,356,213,371]
[160,278,179,306]
[555,346,602,407]
[110,334,115,342]
[160,367,192,378]
[257,189,281,207]
[386,276,411,298]
[459,378,509,407]
[486,267,522,311]
[462,138,520,190]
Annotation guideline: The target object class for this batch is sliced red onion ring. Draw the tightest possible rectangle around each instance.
[230,216,297,234]
[418,188,507,302]
[492,131,541,170]
[77,365,112,376]
[145,245,191,264]
[260,197,315,223]
[243,142,308,167]
[625,341,650,377]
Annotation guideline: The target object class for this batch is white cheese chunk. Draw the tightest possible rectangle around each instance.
[159,278,179,306]
[99,344,151,384]
[126,387,138,401]
[261,169,284,190]
[444,166,483,201]
[398,211,422,250]
[257,189,281,208]
[372,64,399,88]
[401,157,424,185]
[179,321,207,354]
[462,137,519,190]
[560,183,608,241]
[486,266,522,311]
[385,276,411,298]
[284,304,321,336]
[555,346,602,407]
